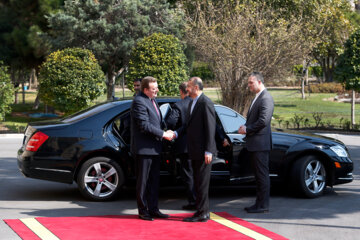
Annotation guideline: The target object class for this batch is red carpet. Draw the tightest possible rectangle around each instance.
[4,212,288,240]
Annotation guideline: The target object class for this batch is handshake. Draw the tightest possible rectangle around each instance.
[163,130,176,141]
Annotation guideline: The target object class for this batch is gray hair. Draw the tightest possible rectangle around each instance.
[249,72,264,84]
[189,76,204,90]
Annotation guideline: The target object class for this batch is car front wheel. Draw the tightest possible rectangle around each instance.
[292,155,327,198]
[77,157,124,201]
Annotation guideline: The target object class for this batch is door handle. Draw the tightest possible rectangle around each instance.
[232,138,243,145]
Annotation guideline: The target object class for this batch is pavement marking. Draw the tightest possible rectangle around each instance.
[20,218,59,240]
[210,212,273,240]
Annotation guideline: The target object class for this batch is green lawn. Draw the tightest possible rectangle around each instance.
[269,89,359,129]
[1,88,359,133]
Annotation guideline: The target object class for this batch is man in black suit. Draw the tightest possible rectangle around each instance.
[238,72,274,213]
[165,82,196,210]
[178,77,217,222]
[133,78,141,96]
[130,76,174,221]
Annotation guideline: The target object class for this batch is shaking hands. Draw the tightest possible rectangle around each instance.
[163,130,176,141]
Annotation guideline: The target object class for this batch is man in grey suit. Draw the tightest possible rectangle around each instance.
[238,72,274,213]
[130,76,174,221]
[177,77,217,222]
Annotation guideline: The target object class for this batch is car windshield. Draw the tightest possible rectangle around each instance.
[62,101,131,123]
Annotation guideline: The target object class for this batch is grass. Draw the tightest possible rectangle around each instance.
[1,87,359,133]
[269,89,360,129]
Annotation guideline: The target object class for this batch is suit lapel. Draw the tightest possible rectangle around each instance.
[188,94,203,124]
[247,90,266,118]
[141,92,161,121]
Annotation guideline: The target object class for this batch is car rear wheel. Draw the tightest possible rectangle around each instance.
[292,155,327,198]
[77,157,124,201]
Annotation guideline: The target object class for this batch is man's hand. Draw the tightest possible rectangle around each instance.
[163,130,175,141]
[238,125,246,135]
[222,138,230,147]
[205,153,212,165]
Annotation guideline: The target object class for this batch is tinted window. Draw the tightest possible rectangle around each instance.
[62,101,131,123]
[159,103,171,119]
[215,105,246,133]
[113,111,131,144]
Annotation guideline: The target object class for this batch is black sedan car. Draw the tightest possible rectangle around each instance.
[17,98,353,201]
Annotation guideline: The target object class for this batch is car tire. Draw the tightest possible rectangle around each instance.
[77,157,124,201]
[291,155,327,198]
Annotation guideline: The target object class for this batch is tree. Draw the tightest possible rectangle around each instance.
[0,62,15,121]
[47,0,185,100]
[38,48,105,114]
[335,29,360,128]
[184,0,321,114]
[127,33,188,96]
[0,0,63,105]
[311,0,353,83]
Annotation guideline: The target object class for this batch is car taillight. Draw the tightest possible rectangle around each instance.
[25,131,49,152]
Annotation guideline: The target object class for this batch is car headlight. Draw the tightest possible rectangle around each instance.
[330,145,348,157]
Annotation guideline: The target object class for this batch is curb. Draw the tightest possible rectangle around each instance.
[0,134,24,138]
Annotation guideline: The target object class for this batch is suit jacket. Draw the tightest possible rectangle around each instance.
[130,92,164,155]
[185,93,217,160]
[165,96,192,154]
[245,89,274,152]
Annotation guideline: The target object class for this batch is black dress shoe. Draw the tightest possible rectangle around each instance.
[245,206,269,213]
[138,213,154,221]
[182,203,197,210]
[149,210,170,218]
[183,213,210,222]
[244,204,257,211]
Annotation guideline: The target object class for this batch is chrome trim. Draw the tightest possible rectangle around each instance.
[34,167,71,173]
[269,174,279,177]
[337,177,353,180]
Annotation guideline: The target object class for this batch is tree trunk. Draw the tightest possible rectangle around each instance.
[351,90,356,128]
[29,68,37,90]
[106,66,116,101]
[301,60,309,100]
[22,81,25,104]
[33,93,40,110]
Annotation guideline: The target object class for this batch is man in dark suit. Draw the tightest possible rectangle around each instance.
[178,77,217,222]
[238,72,274,213]
[130,76,174,221]
[133,78,141,96]
[165,82,196,210]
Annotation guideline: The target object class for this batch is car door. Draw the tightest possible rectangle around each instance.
[215,105,253,180]
[159,103,178,177]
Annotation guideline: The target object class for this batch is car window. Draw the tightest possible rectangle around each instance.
[112,111,131,144]
[215,105,246,134]
[159,103,171,119]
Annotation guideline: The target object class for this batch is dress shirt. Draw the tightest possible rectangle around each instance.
[249,88,265,112]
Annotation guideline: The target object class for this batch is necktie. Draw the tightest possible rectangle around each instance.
[151,99,160,117]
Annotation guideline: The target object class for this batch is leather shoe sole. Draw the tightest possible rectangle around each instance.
[139,214,154,221]
[246,208,269,213]
[149,211,170,218]
[183,214,210,222]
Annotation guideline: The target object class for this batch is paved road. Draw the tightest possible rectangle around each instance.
[0,133,359,240]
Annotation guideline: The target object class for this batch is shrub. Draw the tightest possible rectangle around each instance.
[127,33,189,96]
[307,82,344,93]
[312,112,324,128]
[290,114,304,129]
[0,62,15,121]
[39,48,105,114]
